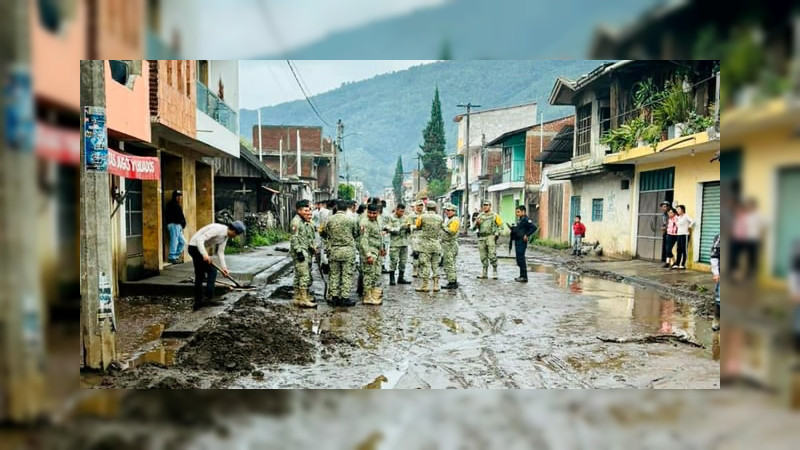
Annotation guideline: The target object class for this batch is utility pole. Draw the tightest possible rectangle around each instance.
[0,0,45,422]
[336,119,343,196]
[412,154,422,198]
[80,61,117,371]
[457,102,480,233]
[257,109,263,162]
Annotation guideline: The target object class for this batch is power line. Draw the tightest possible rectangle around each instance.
[286,60,332,127]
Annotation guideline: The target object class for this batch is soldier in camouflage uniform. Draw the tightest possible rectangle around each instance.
[441,203,461,290]
[290,199,317,308]
[471,199,502,279]
[359,204,385,305]
[414,202,444,293]
[407,200,425,278]
[384,203,412,285]
[321,199,358,307]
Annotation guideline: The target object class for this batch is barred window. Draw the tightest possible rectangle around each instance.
[592,198,603,222]
[576,103,592,157]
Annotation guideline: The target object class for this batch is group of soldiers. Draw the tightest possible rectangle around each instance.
[288,196,475,308]
[290,198,527,308]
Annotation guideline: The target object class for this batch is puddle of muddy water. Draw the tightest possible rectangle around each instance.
[528,263,716,355]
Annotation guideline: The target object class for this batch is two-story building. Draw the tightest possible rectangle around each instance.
[547,60,720,266]
[451,102,538,221]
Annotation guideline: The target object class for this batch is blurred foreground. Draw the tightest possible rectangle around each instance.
[1,0,800,445]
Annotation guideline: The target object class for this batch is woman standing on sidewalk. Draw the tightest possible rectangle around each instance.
[664,208,678,268]
[673,205,695,270]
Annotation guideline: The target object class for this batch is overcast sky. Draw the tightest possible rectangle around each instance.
[239,60,436,109]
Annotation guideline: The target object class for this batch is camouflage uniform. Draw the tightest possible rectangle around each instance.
[441,204,460,285]
[385,213,411,272]
[359,214,384,303]
[407,201,424,277]
[415,207,443,292]
[324,211,358,300]
[290,213,316,291]
[472,204,502,278]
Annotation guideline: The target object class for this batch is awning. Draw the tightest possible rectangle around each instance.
[36,122,80,165]
[107,148,160,180]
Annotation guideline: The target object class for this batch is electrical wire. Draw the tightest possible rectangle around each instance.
[286,60,332,127]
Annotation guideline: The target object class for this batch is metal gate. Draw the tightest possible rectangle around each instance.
[698,182,720,263]
[125,179,144,280]
[636,168,674,260]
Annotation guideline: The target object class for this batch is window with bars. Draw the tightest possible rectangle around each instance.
[575,103,592,157]
[592,198,604,222]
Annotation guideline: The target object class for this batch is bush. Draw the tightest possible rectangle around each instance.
[248,228,290,248]
[532,238,571,250]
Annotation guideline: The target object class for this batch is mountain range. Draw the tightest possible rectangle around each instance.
[239,60,607,194]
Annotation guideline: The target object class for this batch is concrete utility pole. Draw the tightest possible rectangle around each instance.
[412,154,422,198]
[296,129,301,177]
[257,109,263,162]
[336,119,343,195]
[0,0,45,423]
[80,60,117,371]
[457,103,480,233]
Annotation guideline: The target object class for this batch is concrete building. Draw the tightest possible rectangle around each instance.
[451,102,538,220]
[547,60,719,265]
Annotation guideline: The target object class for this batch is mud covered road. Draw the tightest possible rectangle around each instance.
[94,242,719,389]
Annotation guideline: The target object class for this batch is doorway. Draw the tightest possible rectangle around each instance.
[636,167,674,260]
[125,178,144,280]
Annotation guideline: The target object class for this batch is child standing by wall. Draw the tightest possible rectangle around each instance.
[572,215,586,256]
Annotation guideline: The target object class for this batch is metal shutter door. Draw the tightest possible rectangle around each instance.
[699,182,720,263]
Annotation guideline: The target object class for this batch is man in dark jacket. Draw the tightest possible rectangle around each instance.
[510,205,538,282]
[165,190,186,263]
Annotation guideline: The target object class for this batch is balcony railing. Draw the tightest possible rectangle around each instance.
[197,81,238,134]
[502,162,525,183]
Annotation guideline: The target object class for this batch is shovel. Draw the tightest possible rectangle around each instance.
[210,261,247,289]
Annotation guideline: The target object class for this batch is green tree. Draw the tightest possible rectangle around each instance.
[427,178,451,198]
[392,156,404,204]
[419,87,447,183]
[338,183,355,201]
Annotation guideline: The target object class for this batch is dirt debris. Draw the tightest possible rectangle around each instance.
[178,294,316,373]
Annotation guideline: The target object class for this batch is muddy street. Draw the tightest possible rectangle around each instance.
[96,240,719,389]
[228,242,718,389]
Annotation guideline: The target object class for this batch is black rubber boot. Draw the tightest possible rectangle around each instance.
[397,271,411,284]
[327,296,337,306]
[442,281,458,290]
[356,273,364,296]
[389,272,396,286]
[339,296,356,307]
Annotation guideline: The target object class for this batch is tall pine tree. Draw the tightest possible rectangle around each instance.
[420,87,447,183]
[392,156,404,204]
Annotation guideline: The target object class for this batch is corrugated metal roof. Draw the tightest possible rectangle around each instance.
[534,125,574,164]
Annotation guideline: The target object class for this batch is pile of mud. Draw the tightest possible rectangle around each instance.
[177,294,315,373]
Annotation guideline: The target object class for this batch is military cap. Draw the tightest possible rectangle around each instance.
[415,200,425,207]
[426,202,437,210]
[481,199,491,206]
[295,199,310,209]
[444,203,457,211]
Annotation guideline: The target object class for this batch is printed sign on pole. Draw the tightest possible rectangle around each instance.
[83,106,108,172]
[4,66,34,153]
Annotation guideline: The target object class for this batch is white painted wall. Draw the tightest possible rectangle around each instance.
[197,111,240,157]
[207,60,240,132]
[571,173,634,257]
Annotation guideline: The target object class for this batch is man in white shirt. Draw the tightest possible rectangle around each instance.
[188,220,246,310]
